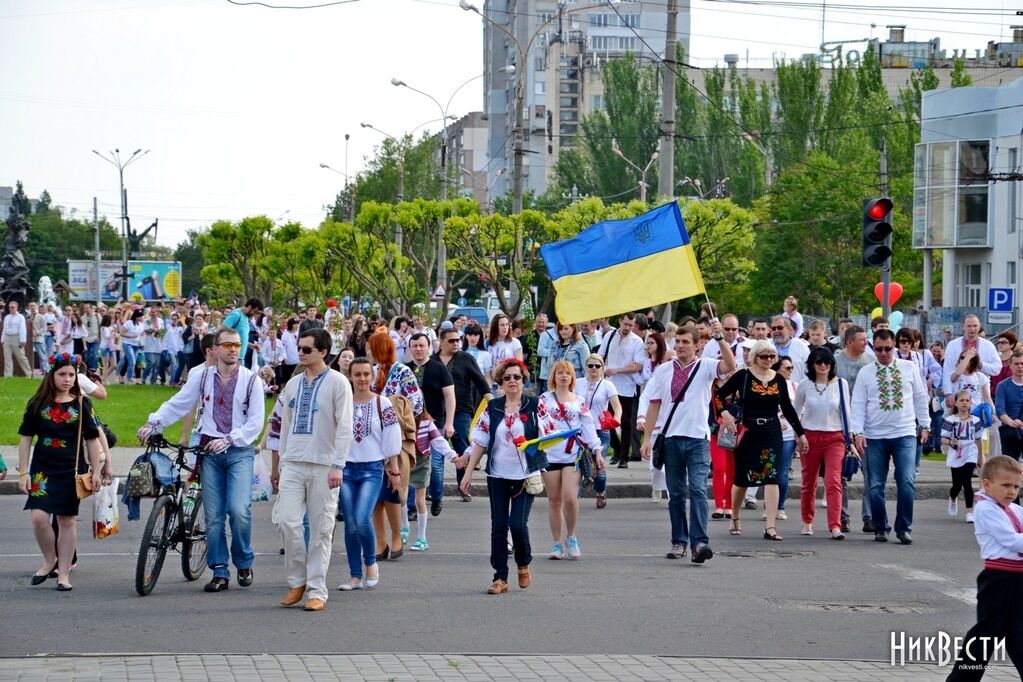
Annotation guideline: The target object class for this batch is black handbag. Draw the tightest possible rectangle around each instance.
[652,360,700,470]
[837,378,861,481]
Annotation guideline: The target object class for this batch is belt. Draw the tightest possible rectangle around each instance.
[744,417,778,426]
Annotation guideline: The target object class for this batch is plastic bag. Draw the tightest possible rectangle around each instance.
[251,453,273,503]
[93,478,121,539]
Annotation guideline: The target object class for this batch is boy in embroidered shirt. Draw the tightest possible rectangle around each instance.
[946,455,1023,681]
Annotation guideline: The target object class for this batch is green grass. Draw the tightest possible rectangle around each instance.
[1,378,274,446]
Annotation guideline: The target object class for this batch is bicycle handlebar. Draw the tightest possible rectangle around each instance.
[145,435,205,458]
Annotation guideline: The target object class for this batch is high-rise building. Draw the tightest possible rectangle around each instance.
[480,1,689,207]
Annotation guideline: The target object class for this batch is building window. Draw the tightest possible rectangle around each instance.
[960,263,982,307]
[559,82,578,93]
[559,96,578,108]
[537,10,555,24]
[535,81,546,95]
[1008,261,1016,287]
[589,13,610,27]
[913,140,991,248]
[591,94,604,110]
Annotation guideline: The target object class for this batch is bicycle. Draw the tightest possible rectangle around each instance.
[134,436,207,596]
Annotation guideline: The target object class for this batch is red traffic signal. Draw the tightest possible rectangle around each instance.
[867,199,892,221]
[862,198,893,267]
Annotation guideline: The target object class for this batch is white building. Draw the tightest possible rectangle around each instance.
[480,0,687,204]
[914,77,1023,317]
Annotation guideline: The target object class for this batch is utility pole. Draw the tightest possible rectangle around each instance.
[656,0,678,202]
[93,197,101,305]
[880,137,892,317]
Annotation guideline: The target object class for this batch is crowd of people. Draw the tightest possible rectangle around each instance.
[8,295,1023,648]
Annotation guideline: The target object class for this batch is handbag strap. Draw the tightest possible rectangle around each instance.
[662,360,700,434]
[75,394,85,474]
[837,378,851,446]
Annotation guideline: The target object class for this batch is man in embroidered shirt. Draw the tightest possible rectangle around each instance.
[849,329,930,545]
[598,314,647,467]
[274,328,353,611]
[640,321,735,563]
[771,315,809,384]
[137,328,265,592]
[943,313,1001,408]
[2,300,31,377]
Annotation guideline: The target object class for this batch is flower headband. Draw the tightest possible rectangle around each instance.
[48,352,82,369]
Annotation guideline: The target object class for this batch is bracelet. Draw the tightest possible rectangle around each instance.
[18,472,29,478]
[388,471,400,476]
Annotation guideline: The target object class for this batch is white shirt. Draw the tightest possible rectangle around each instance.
[538,392,601,463]
[465,347,492,377]
[346,395,402,464]
[597,329,646,398]
[488,338,521,366]
[972,494,1023,563]
[278,369,354,469]
[281,330,299,364]
[849,359,930,439]
[3,313,26,343]
[774,337,810,383]
[644,357,726,440]
[943,335,1001,394]
[793,377,850,433]
[577,376,618,417]
[141,317,165,353]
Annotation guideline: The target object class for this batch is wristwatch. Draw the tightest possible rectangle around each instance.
[330,463,343,470]
[712,334,724,341]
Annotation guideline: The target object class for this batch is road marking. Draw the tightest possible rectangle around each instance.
[872,563,976,605]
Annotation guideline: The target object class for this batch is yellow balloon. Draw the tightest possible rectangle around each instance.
[870,306,883,320]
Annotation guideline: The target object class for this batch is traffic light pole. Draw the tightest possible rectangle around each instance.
[880,138,892,318]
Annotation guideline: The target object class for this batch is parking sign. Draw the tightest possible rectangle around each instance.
[988,288,1014,312]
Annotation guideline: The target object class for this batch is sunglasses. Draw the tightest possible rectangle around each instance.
[771,326,786,331]
[501,374,523,383]
[219,342,242,350]
[874,346,894,353]
[446,337,461,343]
[298,346,319,354]
[997,339,1011,345]
[586,363,603,369]
[722,327,738,331]
[813,359,831,365]
[758,354,778,360]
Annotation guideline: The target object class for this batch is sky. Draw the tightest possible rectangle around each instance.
[1,0,1016,249]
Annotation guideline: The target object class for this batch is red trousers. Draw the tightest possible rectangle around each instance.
[709,433,734,510]
[801,430,845,529]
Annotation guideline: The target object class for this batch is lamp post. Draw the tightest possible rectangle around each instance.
[678,176,729,200]
[92,147,149,301]
[612,140,658,203]
[319,163,356,222]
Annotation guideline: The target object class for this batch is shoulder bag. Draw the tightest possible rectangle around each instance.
[73,395,94,500]
[716,371,748,450]
[837,378,861,481]
[651,360,701,470]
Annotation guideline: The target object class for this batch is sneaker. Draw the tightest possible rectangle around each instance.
[966,512,975,523]
[665,544,687,559]
[896,531,913,545]
[400,526,410,544]
[820,498,828,508]
[407,509,417,522]
[550,542,564,560]
[862,519,875,534]
[651,491,662,503]
[744,500,758,510]
[948,499,958,517]
[595,494,607,509]
[410,538,429,551]
[776,510,788,521]
[431,498,443,517]
[691,544,713,564]
[566,536,581,560]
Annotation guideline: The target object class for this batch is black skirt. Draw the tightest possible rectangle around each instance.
[733,419,782,487]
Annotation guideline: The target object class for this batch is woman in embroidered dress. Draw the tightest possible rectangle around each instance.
[337,358,403,590]
[538,360,604,560]
[17,353,103,590]
[716,340,808,540]
[456,358,558,594]
[368,331,423,560]
[576,353,622,509]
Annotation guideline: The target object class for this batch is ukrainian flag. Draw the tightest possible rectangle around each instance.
[540,201,705,324]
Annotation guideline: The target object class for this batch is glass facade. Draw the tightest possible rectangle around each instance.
[913,140,992,248]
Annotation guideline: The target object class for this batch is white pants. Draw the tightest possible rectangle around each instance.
[277,461,337,601]
[3,334,31,377]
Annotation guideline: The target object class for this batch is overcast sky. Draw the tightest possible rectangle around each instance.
[1,0,1013,248]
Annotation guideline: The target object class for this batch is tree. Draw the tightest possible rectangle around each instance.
[951,58,973,87]
[196,216,277,304]
[11,181,31,215]
[22,206,120,291]
[35,190,52,216]
[173,230,206,299]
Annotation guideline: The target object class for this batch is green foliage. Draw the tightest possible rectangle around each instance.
[951,58,973,87]
[11,180,31,215]
[22,207,120,291]
[173,230,205,299]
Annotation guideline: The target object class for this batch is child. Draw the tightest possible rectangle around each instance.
[946,455,1023,681]
[943,389,984,523]
[407,410,457,552]
[949,350,996,471]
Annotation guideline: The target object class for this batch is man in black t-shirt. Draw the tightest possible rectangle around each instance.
[407,333,455,516]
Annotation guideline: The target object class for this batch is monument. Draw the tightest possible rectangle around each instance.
[0,209,31,310]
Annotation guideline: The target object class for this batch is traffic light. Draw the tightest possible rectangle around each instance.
[861,197,893,267]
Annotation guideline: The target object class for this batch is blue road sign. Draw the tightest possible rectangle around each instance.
[988,288,1014,312]
[457,297,467,306]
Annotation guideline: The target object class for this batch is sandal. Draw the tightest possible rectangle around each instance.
[763,527,784,541]
[729,520,742,536]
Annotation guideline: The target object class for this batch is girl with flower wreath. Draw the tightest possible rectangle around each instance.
[716,340,808,541]
[16,353,103,591]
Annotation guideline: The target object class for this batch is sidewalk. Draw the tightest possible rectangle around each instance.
[0,653,1016,681]
[0,447,965,500]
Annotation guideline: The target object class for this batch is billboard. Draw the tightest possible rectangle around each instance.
[68,260,183,302]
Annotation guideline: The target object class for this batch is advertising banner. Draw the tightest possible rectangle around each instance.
[68,260,183,302]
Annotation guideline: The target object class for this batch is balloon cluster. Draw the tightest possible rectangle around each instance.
[870,282,904,333]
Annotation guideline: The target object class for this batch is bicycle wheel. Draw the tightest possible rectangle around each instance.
[181,497,208,581]
[135,495,174,596]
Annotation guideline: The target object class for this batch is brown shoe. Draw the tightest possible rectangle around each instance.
[280,585,306,607]
[487,579,509,595]
[517,566,531,589]
[303,597,326,611]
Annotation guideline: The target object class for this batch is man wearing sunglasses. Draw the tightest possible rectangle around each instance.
[138,328,265,592]
[849,329,930,545]
[770,316,809,385]
[702,313,744,364]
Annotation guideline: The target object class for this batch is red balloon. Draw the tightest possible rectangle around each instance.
[873,282,903,307]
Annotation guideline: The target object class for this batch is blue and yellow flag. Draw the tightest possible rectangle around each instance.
[540,201,705,324]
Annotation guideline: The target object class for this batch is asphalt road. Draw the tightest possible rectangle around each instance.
[0,493,986,662]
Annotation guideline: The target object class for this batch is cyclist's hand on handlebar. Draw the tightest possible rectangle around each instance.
[137,424,159,444]
[205,438,230,454]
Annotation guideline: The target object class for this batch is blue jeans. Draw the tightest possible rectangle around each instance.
[488,477,533,582]
[579,430,609,498]
[428,444,446,503]
[33,342,47,372]
[85,340,99,371]
[777,439,796,510]
[172,351,188,384]
[339,460,384,579]
[663,436,711,549]
[144,351,162,384]
[43,335,54,358]
[119,344,138,380]
[452,411,472,489]
[865,435,917,536]
[201,445,255,579]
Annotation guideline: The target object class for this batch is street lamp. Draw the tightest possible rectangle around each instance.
[612,140,658,203]
[92,147,149,301]
[678,176,730,200]
[319,163,355,222]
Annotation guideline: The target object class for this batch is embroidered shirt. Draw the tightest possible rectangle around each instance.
[212,369,239,434]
